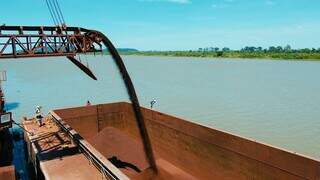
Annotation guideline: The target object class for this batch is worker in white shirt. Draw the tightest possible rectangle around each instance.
[35,106,44,127]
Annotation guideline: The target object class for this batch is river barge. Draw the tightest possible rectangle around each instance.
[22,102,320,180]
[1,24,320,179]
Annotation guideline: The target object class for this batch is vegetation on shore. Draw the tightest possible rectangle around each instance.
[116,46,320,60]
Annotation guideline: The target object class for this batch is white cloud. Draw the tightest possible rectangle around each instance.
[139,0,191,4]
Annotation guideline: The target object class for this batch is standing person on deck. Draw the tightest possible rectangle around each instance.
[35,106,44,127]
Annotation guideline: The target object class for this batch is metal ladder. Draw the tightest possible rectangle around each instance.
[96,104,104,132]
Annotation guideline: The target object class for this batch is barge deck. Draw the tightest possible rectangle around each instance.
[23,117,128,180]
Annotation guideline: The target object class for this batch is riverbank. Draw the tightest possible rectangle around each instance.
[119,51,320,61]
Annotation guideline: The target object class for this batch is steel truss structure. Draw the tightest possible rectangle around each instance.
[0,26,102,58]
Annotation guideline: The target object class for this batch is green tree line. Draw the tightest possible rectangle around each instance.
[124,45,320,60]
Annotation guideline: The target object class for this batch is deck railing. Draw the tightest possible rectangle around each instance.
[50,111,129,180]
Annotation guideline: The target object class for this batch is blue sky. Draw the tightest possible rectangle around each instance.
[1,0,320,50]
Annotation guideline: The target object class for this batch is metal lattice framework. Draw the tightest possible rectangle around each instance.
[0,26,102,58]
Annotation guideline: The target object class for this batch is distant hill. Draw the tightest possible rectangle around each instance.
[117,48,139,53]
[102,48,139,54]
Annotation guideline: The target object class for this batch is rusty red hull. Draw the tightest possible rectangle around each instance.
[46,102,320,180]
[0,166,15,180]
